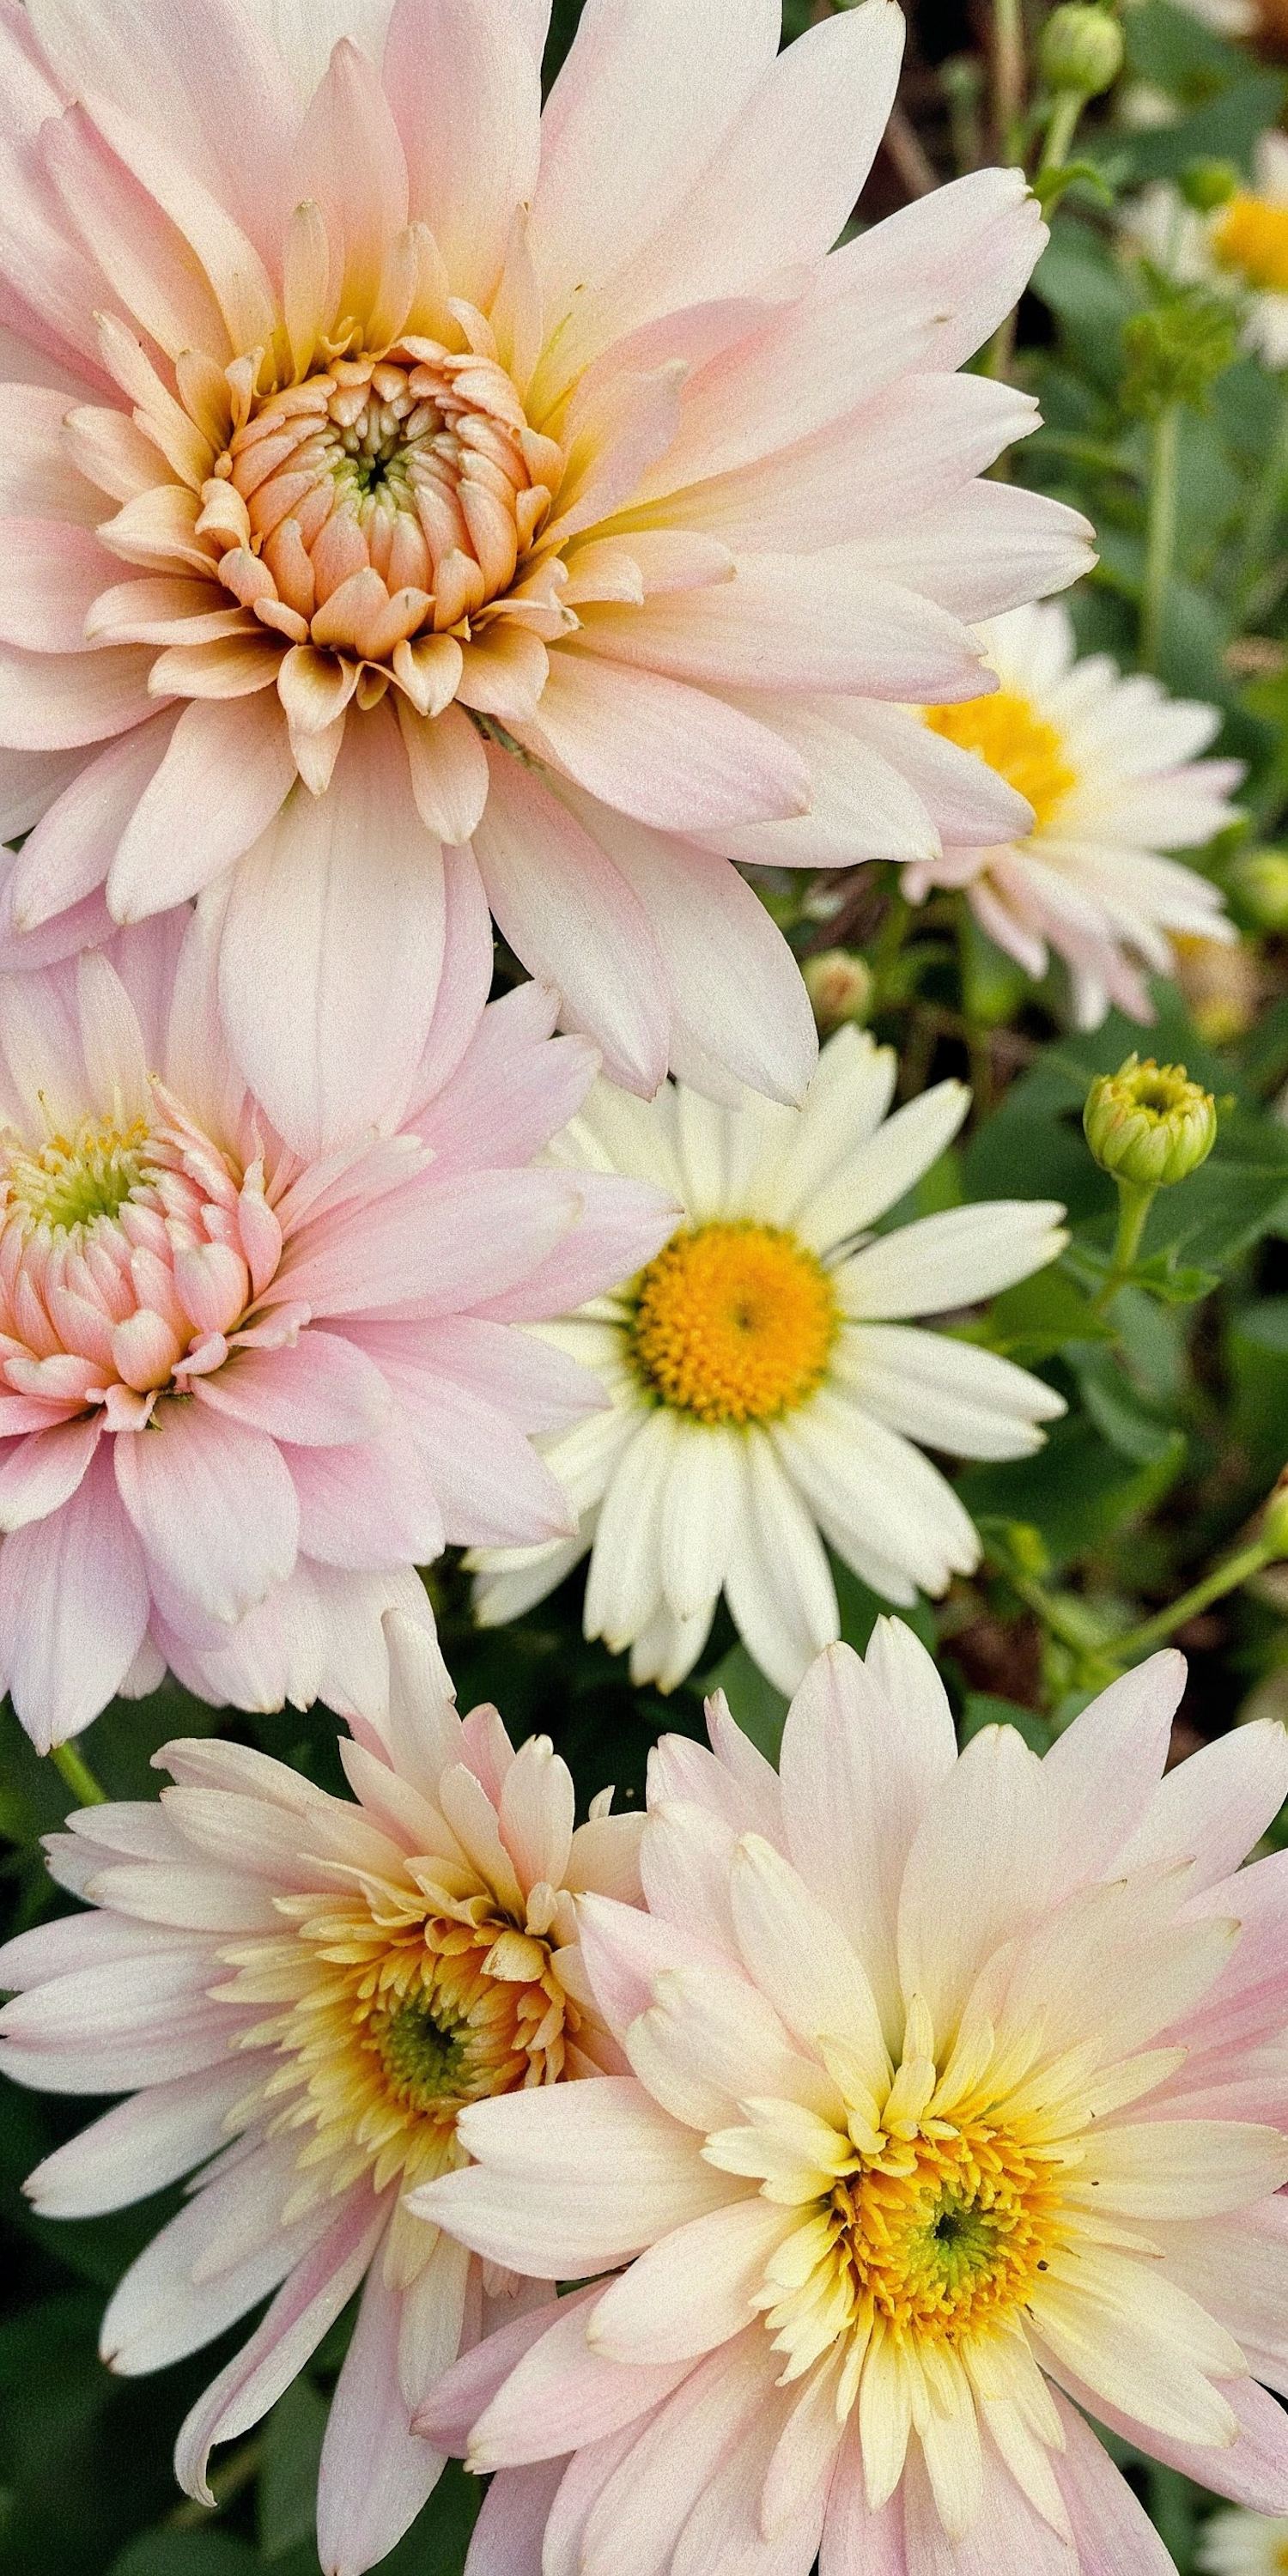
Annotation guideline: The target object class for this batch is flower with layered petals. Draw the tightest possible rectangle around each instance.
[1127,143,1288,368]
[0,0,1091,1141]
[415,1626,1288,2576]
[0,896,671,1746]
[1200,2508,1288,2574]
[470,1029,1066,1692]
[901,598,1242,1028]
[0,1615,643,2576]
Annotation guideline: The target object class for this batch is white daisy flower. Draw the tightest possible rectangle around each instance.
[902,597,1242,1029]
[1200,2510,1288,2575]
[1127,139,1288,369]
[469,1031,1067,1695]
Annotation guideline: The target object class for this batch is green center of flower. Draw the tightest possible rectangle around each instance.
[370,1991,470,2112]
[6,1115,149,1236]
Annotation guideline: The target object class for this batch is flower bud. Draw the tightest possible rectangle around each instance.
[802,950,872,1034]
[1181,156,1240,214]
[1040,3,1125,96]
[1121,289,1239,418]
[1230,848,1288,930]
[1084,1054,1218,1189]
[1263,1469,1288,1562]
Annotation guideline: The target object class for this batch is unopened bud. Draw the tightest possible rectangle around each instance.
[1181,156,1240,214]
[802,949,872,1034]
[1121,289,1239,417]
[1263,1470,1288,1559]
[1230,848,1288,930]
[1040,3,1124,95]
[1084,1054,1218,1188]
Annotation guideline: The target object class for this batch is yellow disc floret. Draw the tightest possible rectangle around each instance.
[6,1114,150,1237]
[628,1221,838,1426]
[1214,193,1288,296]
[825,2121,1061,2347]
[923,689,1077,835]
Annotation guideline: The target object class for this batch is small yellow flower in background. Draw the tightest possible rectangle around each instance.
[1200,2507,1288,2574]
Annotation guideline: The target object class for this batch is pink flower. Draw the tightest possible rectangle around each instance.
[0,1613,641,2576]
[0,0,1090,1139]
[416,1627,1288,2576]
[0,892,672,1747]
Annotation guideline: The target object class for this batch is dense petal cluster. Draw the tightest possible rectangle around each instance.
[0,1614,644,2576]
[0,894,671,1743]
[471,1027,1067,1691]
[902,598,1242,1028]
[0,0,1091,1136]
[417,1627,1288,2576]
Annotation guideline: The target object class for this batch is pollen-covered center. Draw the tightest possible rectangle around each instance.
[247,1898,574,2202]
[205,343,562,671]
[628,1222,838,1426]
[829,2123,1060,2345]
[923,688,1076,835]
[1214,192,1288,295]
[6,1114,149,1237]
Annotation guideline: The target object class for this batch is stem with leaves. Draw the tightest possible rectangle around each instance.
[1140,403,1179,674]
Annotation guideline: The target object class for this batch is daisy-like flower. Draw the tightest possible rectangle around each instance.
[0,894,672,1747]
[1201,2509,1288,2574]
[1127,142,1288,368]
[470,1029,1067,1694]
[0,0,1091,1144]
[415,1625,1288,2576]
[0,1614,641,2576]
[901,598,1242,1029]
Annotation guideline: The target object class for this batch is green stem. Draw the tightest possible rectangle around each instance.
[1237,368,1288,602]
[1099,1533,1275,1664]
[991,0,1026,160]
[867,886,911,1005]
[51,1740,107,1807]
[1140,404,1179,675]
[1037,88,1084,178]
[1090,1179,1156,1316]
[1010,1571,1109,1660]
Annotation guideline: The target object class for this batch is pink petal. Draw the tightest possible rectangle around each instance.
[414,2287,569,2451]
[315,2254,450,2576]
[286,1423,446,1568]
[40,102,232,363]
[218,702,448,1155]
[9,708,180,930]
[819,2417,906,2576]
[114,1398,299,1624]
[574,556,987,702]
[106,690,297,920]
[296,36,408,325]
[0,640,161,747]
[0,515,113,653]
[0,1412,100,1529]
[0,1440,148,1748]
[519,648,810,832]
[404,841,495,1113]
[1048,2392,1191,2574]
[192,1330,392,1447]
[397,697,489,845]
[463,2461,567,2576]
[386,0,541,311]
[470,2293,689,2469]
[274,1168,581,1318]
[346,1338,574,1546]
[415,982,597,1174]
[398,1315,601,1435]
[473,747,669,1097]
[476,1169,677,1322]
[0,382,104,523]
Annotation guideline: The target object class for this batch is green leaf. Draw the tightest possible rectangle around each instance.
[959,1415,1187,1568]
[964,1266,1115,1363]
[959,1694,1054,1754]
[258,2380,328,2561]
[1071,1350,1186,1467]
[106,2534,260,2576]
[1124,1252,1221,1304]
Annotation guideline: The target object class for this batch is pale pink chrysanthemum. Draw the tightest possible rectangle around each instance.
[416,1626,1288,2576]
[902,600,1243,1030]
[0,1613,641,2576]
[0,0,1091,1143]
[0,890,672,1747]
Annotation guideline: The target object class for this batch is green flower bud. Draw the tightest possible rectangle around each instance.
[1262,1471,1288,1562]
[1121,289,1239,418]
[1084,1054,1218,1188]
[1039,3,1125,96]
[1180,156,1240,214]
[802,949,872,1034]
[1230,848,1288,930]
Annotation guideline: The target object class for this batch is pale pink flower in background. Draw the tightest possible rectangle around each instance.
[0,0,1091,1140]
[0,887,672,1747]
[0,1614,641,2576]
[416,1626,1288,2576]
[902,599,1242,1029]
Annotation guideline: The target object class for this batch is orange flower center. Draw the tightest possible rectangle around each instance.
[628,1221,838,1426]
[1214,192,1288,296]
[923,689,1076,835]
[202,341,562,686]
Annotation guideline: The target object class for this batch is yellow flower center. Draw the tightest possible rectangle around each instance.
[6,1114,150,1237]
[923,690,1076,835]
[227,1893,572,2207]
[824,2122,1060,2347]
[1214,192,1288,296]
[628,1222,838,1426]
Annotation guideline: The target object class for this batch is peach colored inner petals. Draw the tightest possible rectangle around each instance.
[197,335,568,711]
[0,1093,283,1431]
